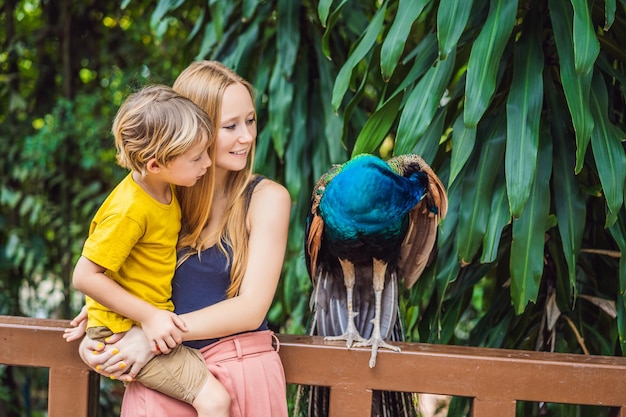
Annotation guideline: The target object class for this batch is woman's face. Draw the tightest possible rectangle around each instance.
[215,83,256,173]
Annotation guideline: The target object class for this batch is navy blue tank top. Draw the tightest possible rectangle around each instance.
[172,176,268,349]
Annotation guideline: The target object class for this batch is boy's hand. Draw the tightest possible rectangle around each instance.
[140,309,188,354]
[63,305,88,342]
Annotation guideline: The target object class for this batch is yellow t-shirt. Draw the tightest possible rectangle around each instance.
[82,173,180,333]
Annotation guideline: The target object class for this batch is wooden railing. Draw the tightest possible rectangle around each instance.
[2,315,626,416]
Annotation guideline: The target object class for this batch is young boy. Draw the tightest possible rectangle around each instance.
[72,85,230,417]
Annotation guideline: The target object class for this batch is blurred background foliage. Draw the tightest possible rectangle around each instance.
[1,0,625,416]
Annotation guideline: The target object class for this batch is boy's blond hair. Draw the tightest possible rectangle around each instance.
[112,84,214,176]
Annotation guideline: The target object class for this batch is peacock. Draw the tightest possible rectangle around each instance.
[300,153,447,417]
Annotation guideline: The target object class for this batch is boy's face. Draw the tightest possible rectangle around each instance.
[161,131,212,188]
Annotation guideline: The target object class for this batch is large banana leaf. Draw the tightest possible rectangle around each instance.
[331,3,386,111]
[267,0,300,160]
[549,0,594,173]
[449,114,476,188]
[319,0,349,58]
[394,52,455,155]
[510,127,553,314]
[570,0,600,75]
[351,93,402,156]
[464,0,518,128]
[380,0,429,80]
[547,77,586,293]
[589,72,626,226]
[481,178,510,264]
[436,0,473,60]
[505,13,544,218]
[456,117,506,265]
[412,106,446,165]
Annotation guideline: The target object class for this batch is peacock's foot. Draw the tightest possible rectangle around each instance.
[324,331,366,348]
[353,337,401,368]
[323,308,364,348]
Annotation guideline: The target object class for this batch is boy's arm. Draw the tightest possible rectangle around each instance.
[72,256,187,353]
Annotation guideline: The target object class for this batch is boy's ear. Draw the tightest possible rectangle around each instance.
[145,158,161,173]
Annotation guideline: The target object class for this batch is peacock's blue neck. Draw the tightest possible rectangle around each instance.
[320,156,426,241]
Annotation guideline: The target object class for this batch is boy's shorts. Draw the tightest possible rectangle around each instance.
[88,326,209,404]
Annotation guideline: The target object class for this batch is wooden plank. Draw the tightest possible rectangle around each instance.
[3,317,626,416]
[277,334,626,407]
[329,385,373,417]
[48,367,98,417]
[472,397,516,417]
[0,315,98,417]
[0,316,87,368]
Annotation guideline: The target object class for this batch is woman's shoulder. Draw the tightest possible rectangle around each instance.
[248,176,291,210]
[252,176,289,197]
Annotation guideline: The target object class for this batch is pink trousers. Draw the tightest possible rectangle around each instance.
[120,330,288,417]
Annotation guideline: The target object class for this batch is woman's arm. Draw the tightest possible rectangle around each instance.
[78,326,154,380]
[180,179,291,340]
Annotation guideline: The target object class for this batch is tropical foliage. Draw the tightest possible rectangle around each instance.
[1,0,625,416]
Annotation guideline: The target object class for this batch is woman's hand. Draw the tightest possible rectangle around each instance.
[78,326,156,381]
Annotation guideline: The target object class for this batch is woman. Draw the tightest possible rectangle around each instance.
[69,60,291,417]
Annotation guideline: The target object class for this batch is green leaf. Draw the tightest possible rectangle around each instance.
[318,0,335,27]
[150,0,185,31]
[548,77,586,293]
[549,0,594,173]
[320,0,348,58]
[609,210,626,293]
[284,66,308,198]
[589,72,626,226]
[437,0,473,60]
[268,63,294,160]
[331,3,387,112]
[481,178,510,263]
[505,15,544,218]
[457,117,506,265]
[352,93,403,157]
[603,0,616,30]
[265,0,300,160]
[617,292,626,354]
[449,114,476,187]
[314,34,346,164]
[389,33,439,94]
[195,20,217,60]
[242,0,259,20]
[464,0,518,128]
[277,0,300,76]
[510,127,553,314]
[570,0,600,75]
[208,1,227,42]
[394,52,455,155]
[412,106,447,164]
[380,0,429,80]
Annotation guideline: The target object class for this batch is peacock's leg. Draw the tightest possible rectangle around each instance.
[354,258,401,368]
[324,258,366,347]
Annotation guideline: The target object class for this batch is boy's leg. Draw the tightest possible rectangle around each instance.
[191,371,230,417]
[135,344,229,415]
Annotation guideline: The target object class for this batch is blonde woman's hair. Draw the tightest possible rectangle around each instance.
[173,61,256,298]
[112,84,214,176]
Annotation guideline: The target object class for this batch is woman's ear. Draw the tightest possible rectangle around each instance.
[145,158,161,173]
